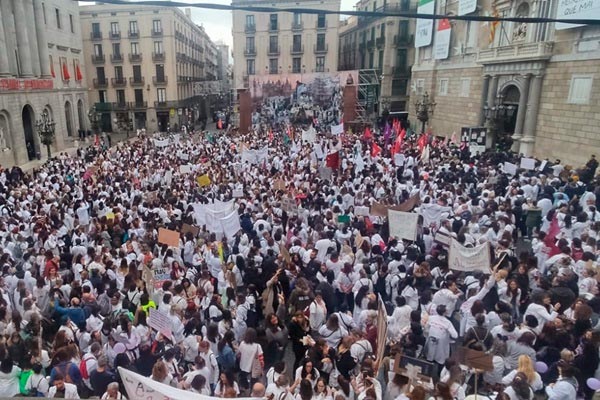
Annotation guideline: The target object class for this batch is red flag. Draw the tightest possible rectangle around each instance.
[417,134,427,153]
[364,127,373,140]
[371,142,381,158]
[392,129,406,157]
[75,64,83,81]
[62,61,70,80]
[326,151,340,169]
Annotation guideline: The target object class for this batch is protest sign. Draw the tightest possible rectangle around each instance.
[331,123,344,136]
[158,228,179,247]
[388,210,418,241]
[151,264,171,289]
[355,232,365,249]
[318,166,332,181]
[338,214,351,224]
[448,239,491,273]
[181,223,200,237]
[197,174,211,187]
[539,160,548,171]
[394,153,406,166]
[148,308,172,340]
[153,139,169,147]
[391,193,421,212]
[520,157,536,170]
[180,165,192,174]
[274,179,286,191]
[434,230,452,248]
[280,244,291,264]
[233,188,244,198]
[281,197,298,214]
[370,202,389,217]
[355,206,370,216]
[504,162,518,176]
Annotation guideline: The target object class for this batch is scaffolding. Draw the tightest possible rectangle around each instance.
[352,69,380,125]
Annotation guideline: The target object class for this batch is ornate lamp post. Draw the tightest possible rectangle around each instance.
[414,92,436,134]
[88,105,100,136]
[35,109,56,159]
[483,93,515,151]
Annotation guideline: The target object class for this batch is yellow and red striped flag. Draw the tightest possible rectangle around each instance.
[489,7,500,45]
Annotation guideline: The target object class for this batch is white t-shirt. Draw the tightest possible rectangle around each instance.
[238,341,262,372]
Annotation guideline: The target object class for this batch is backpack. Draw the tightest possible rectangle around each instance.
[121,291,138,314]
[28,375,45,397]
[244,304,258,328]
[79,355,94,380]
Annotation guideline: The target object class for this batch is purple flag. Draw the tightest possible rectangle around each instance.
[384,122,392,147]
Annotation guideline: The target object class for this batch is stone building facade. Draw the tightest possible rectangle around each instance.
[408,0,600,166]
[0,0,89,166]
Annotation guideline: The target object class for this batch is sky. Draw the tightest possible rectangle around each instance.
[82,1,358,59]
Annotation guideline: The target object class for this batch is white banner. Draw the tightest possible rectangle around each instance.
[520,157,536,170]
[153,139,169,147]
[148,308,172,340]
[220,210,241,240]
[302,126,317,143]
[331,123,344,136]
[415,0,435,47]
[388,210,418,241]
[458,0,477,15]
[355,206,370,216]
[241,146,269,165]
[434,19,451,60]
[448,239,491,273]
[119,367,261,400]
[556,0,600,29]
[180,165,191,174]
[503,162,517,176]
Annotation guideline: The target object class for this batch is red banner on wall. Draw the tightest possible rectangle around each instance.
[0,78,54,91]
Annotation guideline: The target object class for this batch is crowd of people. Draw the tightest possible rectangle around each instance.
[0,118,598,400]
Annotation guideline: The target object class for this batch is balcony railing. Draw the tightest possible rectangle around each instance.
[244,24,256,33]
[291,45,304,55]
[292,22,303,31]
[130,101,147,109]
[92,78,108,88]
[316,21,327,30]
[244,47,256,57]
[269,23,279,32]
[128,30,139,38]
[477,42,554,63]
[129,77,145,86]
[154,100,179,109]
[152,76,168,85]
[267,45,280,56]
[394,34,414,46]
[376,37,385,48]
[392,66,410,76]
[112,102,128,111]
[152,52,165,62]
[110,53,123,63]
[151,28,163,37]
[111,77,127,87]
[90,31,102,41]
[314,44,328,54]
[109,31,121,40]
[91,54,105,64]
[129,53,142,62]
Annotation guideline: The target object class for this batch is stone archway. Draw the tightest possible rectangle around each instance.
[65,101,74,137]
[22,105,37,160]
[500,84,520,136]
[77,99,85,133]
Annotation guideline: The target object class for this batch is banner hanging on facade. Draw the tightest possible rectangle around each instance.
[458,0,477,15]
[434,19,451,60]
[415,0,435,47]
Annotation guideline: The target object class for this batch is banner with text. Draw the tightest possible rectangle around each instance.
[434,19,451,60]
[448,239,491,273]
[388,210,419,241]
[415,0,435,47]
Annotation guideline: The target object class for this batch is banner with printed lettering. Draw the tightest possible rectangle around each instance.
[388,210,419,241]
[458,0,477,15]
[415,0,435,48]
[331,123,344,136]
[148,308,172,340]
[448,239,491,273]
[434,19,451,60]
[118,367,261,400]
[153,138,169,148]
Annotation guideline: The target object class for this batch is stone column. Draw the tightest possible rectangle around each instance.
[33,0,50,77]
[0,6,12,76]
[511,74,531,151]
[1,0,18,75]
[478,75,491,125]
[520,74,544,156]
[12,0,33,77]
[487,75,499,107]
[24,0,40,77]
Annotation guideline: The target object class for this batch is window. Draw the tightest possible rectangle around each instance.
[438,78,448,95]
[293,34,302,51]
[42,3,47,24]
[568,75,593,104]
[246,59,255,75]
[378,50,384,69]
[317,13,326,28]
[96,67,105,81]
[157,88,167,102]
[131,42,139,55]
[92,22,100,35]
[246,14,255,27]
[129,20,138,34]
[380,24,385,38]
[269,58,278,74]
[152,19,162,32]
[396,48,407,70]
[460,78,471,97]
[133,65,142,81]
[134,89,144,103]
[246,37,255,52]
[155,64,165,80]
[416,79,425,95]
[69,14,74,33]
[93,44,103,56]
[59,57,68,79]
[110,22,119,34]
[114,66,123,79]
[98,90,107,103]
[399,21,409,39]
[116,89,126,105]
[466,21,478,49]
[316,33,326,50]
[293,13,302,25]
[112,43,121,56]
[55,8,61,29]
[369,51,374,68]
[269,14,278,31]
[316,56,325,72]
[392,79,407,96]
[292,58,301,73]
[154,41,163,54]
[371,27,376,40]
[269,36,278,52]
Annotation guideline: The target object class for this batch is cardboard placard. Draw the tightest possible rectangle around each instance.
[370,202,389,217]
[281,197,298,214]
[180,165,192,174]
[390,193,421,212]
[181,223,200,237]
[520,157,536,170]
[355,206,370,216]
[233,188,244,198]
[393,354,435,381]
[453,348,494,371]
[148,308,173,339]
[503,162,518,176]
[388,210,418,241]
[274,179,286,191]
[338,214,351,224]
[197,174,211,187]
[355,232,364,249]
[158,228,180,248]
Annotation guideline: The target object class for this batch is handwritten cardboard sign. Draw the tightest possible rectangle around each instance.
[158,228,180,248]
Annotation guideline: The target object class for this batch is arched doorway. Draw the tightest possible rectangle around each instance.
[22,105,37,160]
[0,111,10,151]
[65,101,74,137]
[77,100,85,135]
[501,85,520,136]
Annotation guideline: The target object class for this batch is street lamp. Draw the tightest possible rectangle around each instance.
[414,92,436,134]
[88,105,100,136]
[35,109,56,159]
[483,93,515,151]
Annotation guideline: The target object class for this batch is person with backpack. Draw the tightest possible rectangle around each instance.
[49,348,83,391]
[89,356,115,398]
[25,363,49,397]
[463,313,493,351]
[80,342,102,393]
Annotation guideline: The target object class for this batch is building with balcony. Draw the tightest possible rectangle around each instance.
[408,0,600,164]
[232,0,341,90]
[80,5,218,132]
[0,0,90,166]
[338,0,416,115]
